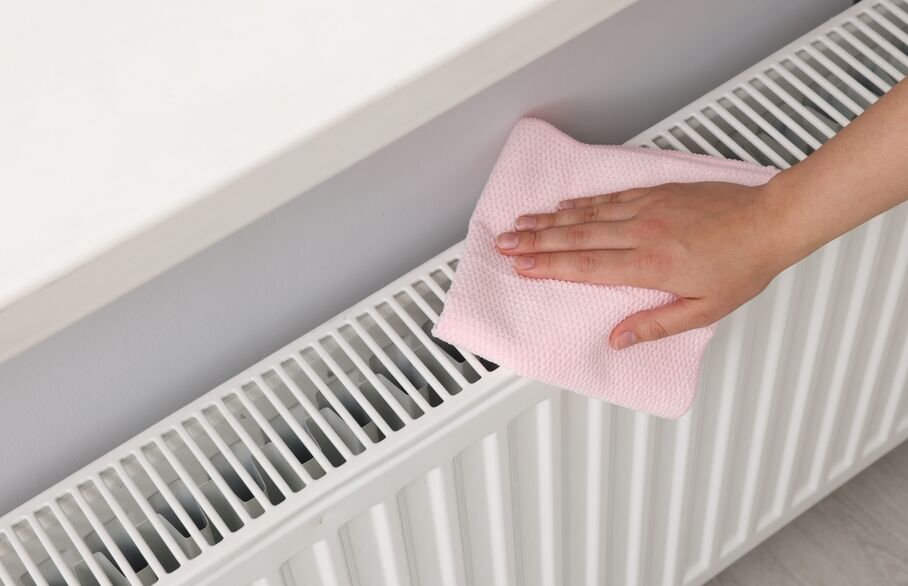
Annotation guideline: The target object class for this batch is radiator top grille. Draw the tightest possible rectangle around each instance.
[640,0,907,165]
[1,1,906,584]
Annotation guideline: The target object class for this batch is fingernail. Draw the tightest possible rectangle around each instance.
[515,216,536,230]
[496,232,519,249]
[614,331,638,350]
[559,200,575,209]
[514,255,535,269]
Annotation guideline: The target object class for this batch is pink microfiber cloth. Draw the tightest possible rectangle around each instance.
[432,118,778,418]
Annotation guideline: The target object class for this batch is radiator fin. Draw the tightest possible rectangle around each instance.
[0,248,494,585]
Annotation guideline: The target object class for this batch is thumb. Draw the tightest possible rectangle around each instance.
[609,298,709,350]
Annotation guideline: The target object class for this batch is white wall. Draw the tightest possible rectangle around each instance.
[0,0,849,514]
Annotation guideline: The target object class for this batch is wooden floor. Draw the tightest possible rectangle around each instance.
[709,440,908,585]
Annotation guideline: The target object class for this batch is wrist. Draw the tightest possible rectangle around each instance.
[753,169,812,271]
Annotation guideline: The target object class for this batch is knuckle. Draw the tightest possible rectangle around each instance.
[646,193,669,207]
[574,251,597,274]
[634,250,672,277]
[531,253,548,271]
[634,218,669,239]
[642,186,672,205]
[644,319,671,340]
[527,229,543,250]
[566,224,587,248]
[580,205,598,224]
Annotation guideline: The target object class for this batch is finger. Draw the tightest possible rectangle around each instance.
[515,202,637,231]
[512,250,659,289]
[609,298,713,350]
[496,222,634,255]
[559,188,651,209]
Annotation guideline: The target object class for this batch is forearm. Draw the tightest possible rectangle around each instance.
[762,78,908,267]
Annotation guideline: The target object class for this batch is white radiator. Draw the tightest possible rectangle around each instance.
[2,1,907,584]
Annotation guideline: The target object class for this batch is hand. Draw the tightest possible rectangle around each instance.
[496,79,908,350]
[495,181,793,350]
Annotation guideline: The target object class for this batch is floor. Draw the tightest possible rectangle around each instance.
[709,440,908,585]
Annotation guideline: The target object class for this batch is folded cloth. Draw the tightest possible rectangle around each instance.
[432,118,778,418]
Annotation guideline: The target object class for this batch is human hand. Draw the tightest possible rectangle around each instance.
[497,79,908,350]
[495,181,794,350]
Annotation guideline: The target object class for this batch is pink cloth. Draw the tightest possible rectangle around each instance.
[432,118,778,418]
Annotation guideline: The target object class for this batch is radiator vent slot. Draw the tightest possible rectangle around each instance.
[0,256,495,585]
[645,0,907,167]
[1,1,905,584]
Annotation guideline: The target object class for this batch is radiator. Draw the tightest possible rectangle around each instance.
[2,2,907,585]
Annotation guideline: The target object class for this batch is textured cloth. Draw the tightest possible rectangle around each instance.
[432,118,778,418]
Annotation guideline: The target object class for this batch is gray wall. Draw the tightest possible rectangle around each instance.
[0,0,848,514]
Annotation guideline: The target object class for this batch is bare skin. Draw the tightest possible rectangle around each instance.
[496,79,908,350]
